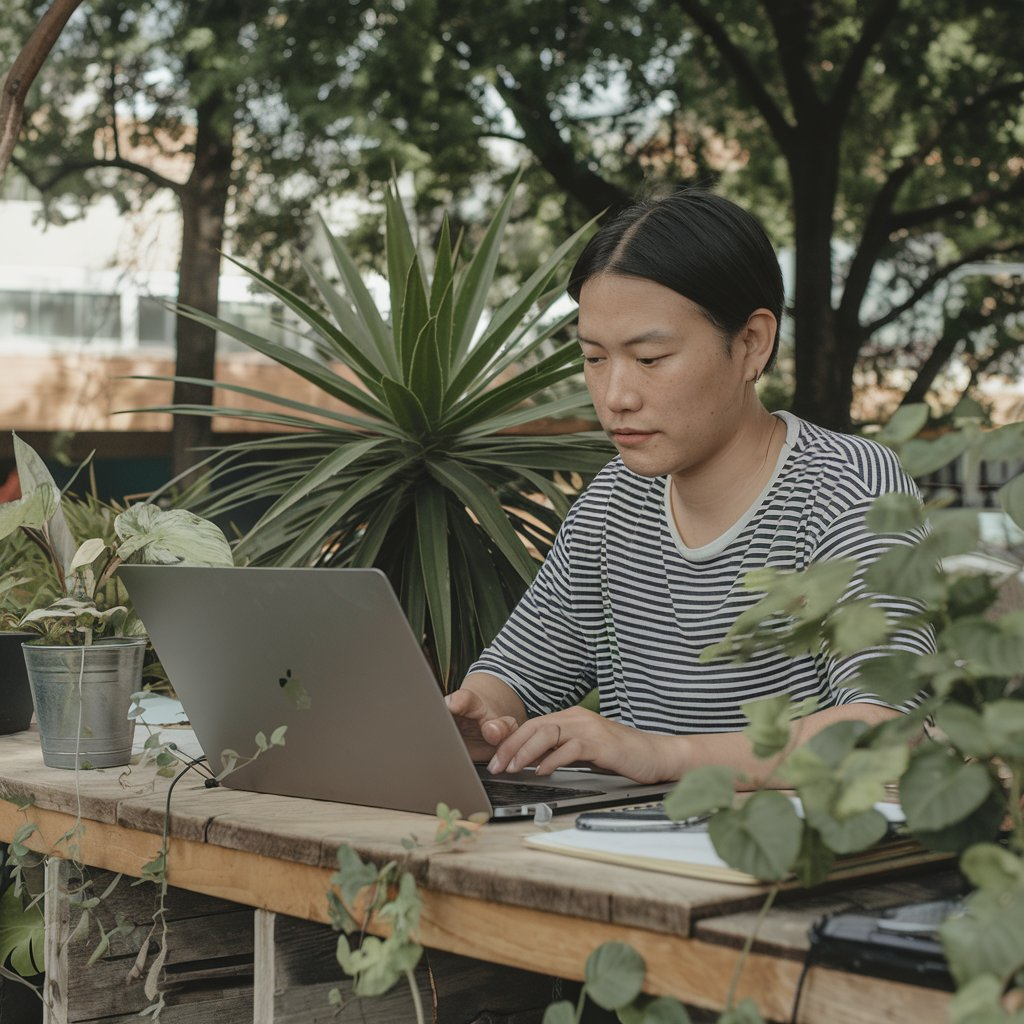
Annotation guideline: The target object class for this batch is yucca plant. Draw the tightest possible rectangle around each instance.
[151,178,613,687]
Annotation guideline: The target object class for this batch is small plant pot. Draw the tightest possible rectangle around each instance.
[0,631,35,735]
[22,637,147,769]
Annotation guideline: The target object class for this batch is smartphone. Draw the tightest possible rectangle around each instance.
[574,804,709,832]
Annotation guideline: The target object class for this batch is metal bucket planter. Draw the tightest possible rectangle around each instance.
[22,637,147,769]
[0,631,35,735]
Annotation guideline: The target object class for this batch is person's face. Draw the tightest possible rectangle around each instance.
[577,273,760,480]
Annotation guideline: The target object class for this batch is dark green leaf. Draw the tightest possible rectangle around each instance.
[663,767,736,820]
[977,421,1024,462]
[875,404,930,447]
[865,493,926,534]
[900,432,974,478]
[543,1001,576,1024]
[791,825,834,888]
[998,474,1024,531]
[716,998,768,1024]
[940,882,1024,987]
[451,173,522,360]
[804,806,888,855]
[934,705,992,758]
[942,618,1024,677]
[427,459,538,582]
[584,942,646,1010]
[900,748,992,832]
[415,482,452,688]
[635,997,692,1024]
[958,843,1023,892]
[708,792,802,881]
[911,789,1006,853]
[742,695,793,758]
[849,652,932,704]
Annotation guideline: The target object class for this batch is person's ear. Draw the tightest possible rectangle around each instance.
[740,309,777,383]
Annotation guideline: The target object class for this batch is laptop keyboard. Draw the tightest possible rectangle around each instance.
[482,778,603,807]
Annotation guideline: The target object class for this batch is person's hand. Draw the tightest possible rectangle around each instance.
[484,706,675,784]
[444,687,521,763]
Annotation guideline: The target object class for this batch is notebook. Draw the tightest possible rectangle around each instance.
[117,565,669,820]
[525,800,951,885]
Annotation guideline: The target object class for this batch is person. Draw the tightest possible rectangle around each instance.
[445,189,933,787]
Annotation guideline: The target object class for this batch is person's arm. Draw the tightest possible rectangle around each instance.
[483,701,900,786]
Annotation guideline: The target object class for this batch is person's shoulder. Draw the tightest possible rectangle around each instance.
[785,414,914,498]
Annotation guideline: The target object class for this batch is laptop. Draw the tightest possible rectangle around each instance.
[117,565,669,819]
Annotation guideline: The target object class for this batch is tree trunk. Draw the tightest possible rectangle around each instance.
[786,133,851,432]
[171,91,234,482]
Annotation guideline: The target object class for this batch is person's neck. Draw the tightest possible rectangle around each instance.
[669,410,784,549]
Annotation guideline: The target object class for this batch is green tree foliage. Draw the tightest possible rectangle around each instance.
[365,0,1024,430]
[2,0,402,478]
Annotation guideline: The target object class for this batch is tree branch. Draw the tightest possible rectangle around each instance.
[840,76,1024,322]
[827,0,900,118]
[0,0,86,181]
[887,175,1024,233]
[16,153,184,197]
[864,239,1024,334]
[761,0,817,123]
[673,0,793,147]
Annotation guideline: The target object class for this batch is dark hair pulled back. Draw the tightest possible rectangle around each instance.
[567,190,784,369]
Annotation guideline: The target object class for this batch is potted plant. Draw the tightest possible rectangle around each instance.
[0,433,233,769]
[145,175,613,687]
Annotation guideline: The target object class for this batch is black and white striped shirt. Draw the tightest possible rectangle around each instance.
[469,412,934,734]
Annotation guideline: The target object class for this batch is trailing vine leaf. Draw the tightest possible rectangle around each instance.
[803,806,889,855]
[741,695,793,759]
[833,745,910,819]
[791,825,835,889]
[911,790,1007,854]
[865,492,927,534]
[940,872,1024,989]
[336,932,424,998]
[998,474,1024,530]
[542,1000,575,1024]
[850,651,934,704]
[898,431,974,478]
[663,766,736,821]
[716,998,768,1023]
[942,618,1024,677]
[874,403,930,446]
[583,941,646,1011]
[900,747,994,833]
[946,974,1021,1024]
[708,792,802,882]
[934,705,992,759]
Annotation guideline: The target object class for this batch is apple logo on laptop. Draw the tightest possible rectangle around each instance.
[278,668,311,711]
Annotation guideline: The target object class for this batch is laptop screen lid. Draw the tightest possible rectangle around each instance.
[118,565,668,819]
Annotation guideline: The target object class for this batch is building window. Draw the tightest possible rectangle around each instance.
[0,290,121,342]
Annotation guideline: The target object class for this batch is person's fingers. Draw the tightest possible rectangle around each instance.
[497,720,565,774]
[480,715,518,746]
[534,736,585,776]
[445,689,485,720]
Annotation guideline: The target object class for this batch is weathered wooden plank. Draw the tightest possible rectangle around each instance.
[255,910,435,1024]
[0,730,172,825]
[44,861,255,1024]
[43,858,69,1024]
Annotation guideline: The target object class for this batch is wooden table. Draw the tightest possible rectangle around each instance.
[0,729,960,1024]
